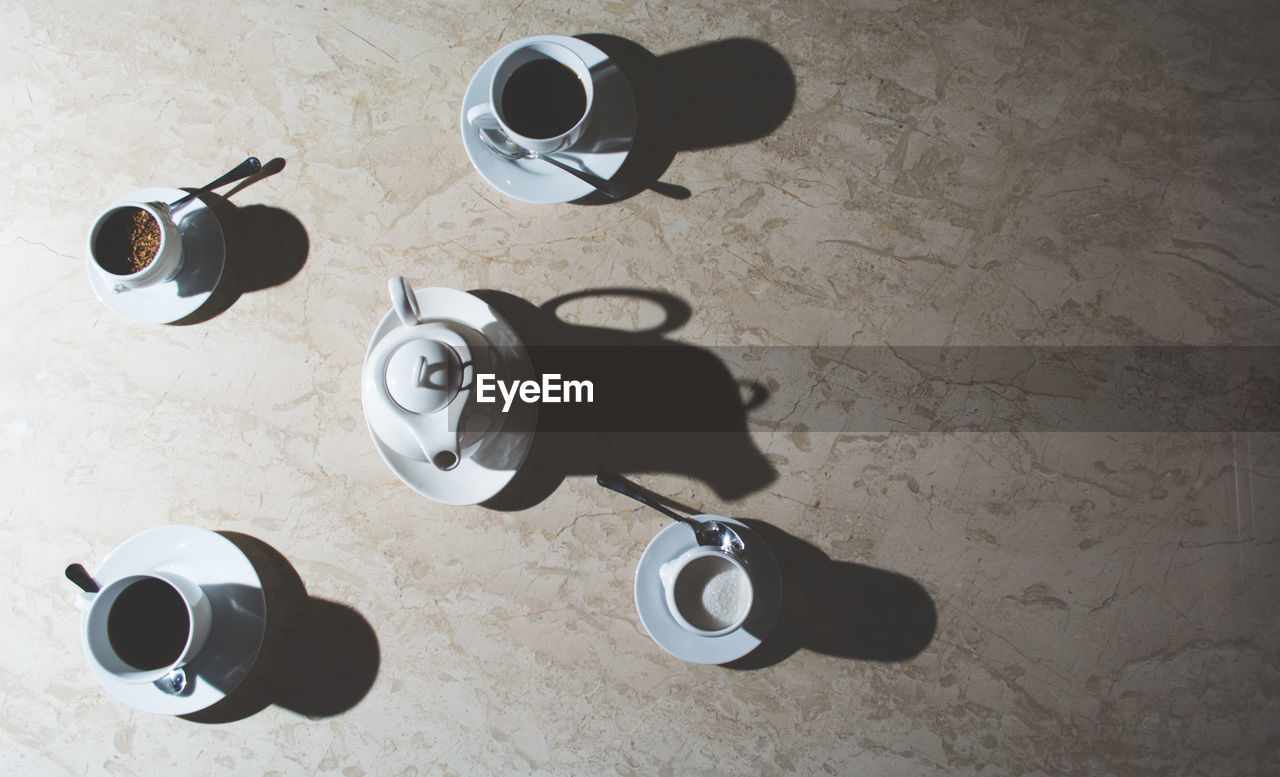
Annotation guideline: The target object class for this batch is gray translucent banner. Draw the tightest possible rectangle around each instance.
[493,346,1279,433]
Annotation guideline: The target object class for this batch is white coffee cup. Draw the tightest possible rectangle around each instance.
[79,571,212,684]
[659,547,755,637]
[87,200,184,293]
[466,39,596,154]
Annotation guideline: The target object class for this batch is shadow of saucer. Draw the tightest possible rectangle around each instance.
[182,532,379,723]
[172,159,308,325]
[470,288,777,509]
[572,35,796,203]
[723,520,937,669]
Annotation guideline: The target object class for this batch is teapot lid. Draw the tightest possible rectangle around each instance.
[385,338,461,414]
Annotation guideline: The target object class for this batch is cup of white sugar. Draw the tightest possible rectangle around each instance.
[659,546,754,637]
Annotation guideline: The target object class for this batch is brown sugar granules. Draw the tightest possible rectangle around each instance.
[124,209,161,273]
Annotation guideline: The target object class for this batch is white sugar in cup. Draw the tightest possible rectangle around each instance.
[659,546,754,637]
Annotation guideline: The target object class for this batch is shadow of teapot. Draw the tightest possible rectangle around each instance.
[473,287,777,510]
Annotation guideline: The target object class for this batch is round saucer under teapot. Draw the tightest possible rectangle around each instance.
[361,278,536,505]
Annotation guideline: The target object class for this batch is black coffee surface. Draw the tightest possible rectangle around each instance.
[107,578,189,671]
[500,58,587,139]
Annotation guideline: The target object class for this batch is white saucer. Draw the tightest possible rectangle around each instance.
[460,35,637,204]
[82,525,266,716]
[86,187,226,324]
[635,516,782,665]
[363,287,537,505]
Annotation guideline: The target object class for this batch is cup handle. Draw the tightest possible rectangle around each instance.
[389,276,421,326]
[465,103,501,131]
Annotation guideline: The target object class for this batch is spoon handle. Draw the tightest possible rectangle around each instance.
[170,156,263,209]
[596,471,691,525]
[65,563,100,593]
[534,153,626,199]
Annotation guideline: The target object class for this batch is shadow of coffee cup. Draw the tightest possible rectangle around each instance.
[181,532,380,723]
[723,519,938,670]
[571,35,796,202]
[171,158,309,326]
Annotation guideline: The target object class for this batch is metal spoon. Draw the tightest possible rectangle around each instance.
[154,667,189,695]
[169,156,263,210]
[596,471,746,555]
[476,128,626,199]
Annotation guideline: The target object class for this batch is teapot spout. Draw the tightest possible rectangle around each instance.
[408,410,463,472]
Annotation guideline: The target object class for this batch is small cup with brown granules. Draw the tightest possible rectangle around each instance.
[88,201,184,292]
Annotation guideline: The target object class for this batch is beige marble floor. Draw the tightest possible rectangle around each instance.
[2,0,1279,775]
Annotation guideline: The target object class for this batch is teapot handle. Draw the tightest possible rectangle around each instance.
[390,277,422,326]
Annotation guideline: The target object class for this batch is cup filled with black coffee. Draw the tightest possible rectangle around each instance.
[87,200,184,292]
[80,571,212,684]
[466,38,596,154]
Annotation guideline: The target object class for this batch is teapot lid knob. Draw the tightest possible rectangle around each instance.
[385,339,461,414]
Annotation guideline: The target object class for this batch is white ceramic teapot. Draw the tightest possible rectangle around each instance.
[362,277,497,470]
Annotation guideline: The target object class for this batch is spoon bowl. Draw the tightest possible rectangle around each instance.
[692,519,746,556]
[153,667,189,695]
